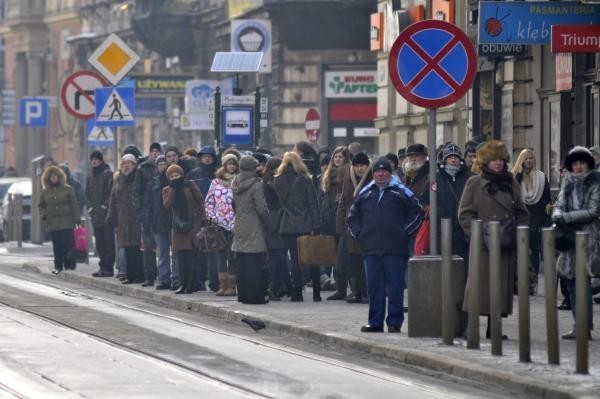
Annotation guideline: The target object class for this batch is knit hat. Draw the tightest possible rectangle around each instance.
[121,153,137,164]
[166,164,184,178]
[351,152,370,166]
[442,143,462,162]
[90,151,104,161]
[156,155,166,165]
[372,157,392,174]
[165,145,180,156]
[565,146,595,172]
[150,142,161,153]
[239,155,259,172]
[221,153,239,166]
[406,143,428,156]
[474,140,510,173]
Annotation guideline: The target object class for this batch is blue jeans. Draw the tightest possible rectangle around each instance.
[364,254,408,329]
[565,277,594,331]
[154,231,172,286]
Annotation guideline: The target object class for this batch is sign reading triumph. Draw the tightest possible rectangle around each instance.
[479,1,600,45]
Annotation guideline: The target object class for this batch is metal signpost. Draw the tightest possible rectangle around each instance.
[389,20,476,255]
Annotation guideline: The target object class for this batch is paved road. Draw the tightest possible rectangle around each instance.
[0,269,508,399]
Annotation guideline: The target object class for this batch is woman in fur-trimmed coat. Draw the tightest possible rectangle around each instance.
[458,140,529,338]
[39,165,81,274]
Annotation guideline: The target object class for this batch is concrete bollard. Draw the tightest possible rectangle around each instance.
[441,218,454,345]
[542,227,559,365]
[467,219,482,350]
[488,221,502,356]
[575,231,589,375]
[517,226,531,363]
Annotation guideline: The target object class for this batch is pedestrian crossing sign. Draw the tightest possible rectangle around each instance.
[94,86,135,127]
[87,119,114,147]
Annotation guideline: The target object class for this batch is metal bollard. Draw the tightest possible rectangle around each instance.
[542,227,559,365]
[15,194,22,248]
[467,219,482,350]
[575,231,589,375]
[517,226,531,362]
[7,194,14,241]
[488,221,503,356]
[441,218,454,345]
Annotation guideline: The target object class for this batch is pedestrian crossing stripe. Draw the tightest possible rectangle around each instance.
[97,88,133,121]
[94,86,135,127]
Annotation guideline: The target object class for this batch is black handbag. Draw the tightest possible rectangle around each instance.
[482,217,516,251]
[195,221,227,252]
[554,222,576,252]
[172,213,192,233]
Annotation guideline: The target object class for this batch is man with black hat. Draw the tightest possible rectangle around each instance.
[348,157,423,333]
[336,151,372,303]
[133,142,162,286]
[402,143,430,205]
[86,151,115,277]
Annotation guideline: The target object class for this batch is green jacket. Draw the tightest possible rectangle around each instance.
[38,165,81,232]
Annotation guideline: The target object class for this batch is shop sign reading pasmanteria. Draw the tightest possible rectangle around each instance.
[324,71,377,98]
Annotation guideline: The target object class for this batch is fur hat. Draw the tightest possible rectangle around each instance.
[352,152,370,166]
[166,164,184,178]
[221,153,239,166]
[90,151,104,161]
[121,153,137,164]
[565,146,595,172]
[406,143,428,156]
[442,143,462,162]
[474,140,510,173]
[239,155,259,172]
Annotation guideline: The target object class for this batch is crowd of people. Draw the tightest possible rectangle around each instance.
[37,138,600,338]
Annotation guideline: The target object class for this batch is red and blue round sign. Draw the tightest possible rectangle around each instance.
[388,20,476,109]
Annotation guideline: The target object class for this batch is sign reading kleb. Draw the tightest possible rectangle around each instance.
[88,34,140,86]
[231,19,272,73]
[324,71,377,98]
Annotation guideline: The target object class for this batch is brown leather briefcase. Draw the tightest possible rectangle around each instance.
[297,234,337,266]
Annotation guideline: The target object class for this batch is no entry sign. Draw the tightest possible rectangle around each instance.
[305,108,320,142]
[60,70,108,119]
[388,20,476,108]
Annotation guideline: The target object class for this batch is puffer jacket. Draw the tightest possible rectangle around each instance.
[347,176,423,256]
[205,172,236,231]
[86,162,113,227]
[274,165,320,235]
[553,171,600,279]
[39,166,80,232]
[231,172,269,253]
[106,170,141,248]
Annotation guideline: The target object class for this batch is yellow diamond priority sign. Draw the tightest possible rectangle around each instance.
[88,34,140,86]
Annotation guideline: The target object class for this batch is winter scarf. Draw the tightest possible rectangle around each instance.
[520,169,545,205]
[170,178,189,223]
[481,166,513,195]
[443,164,461,178]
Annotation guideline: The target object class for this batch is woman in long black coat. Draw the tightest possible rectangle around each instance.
[274,151,321,302]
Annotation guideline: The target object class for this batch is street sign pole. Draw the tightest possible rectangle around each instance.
[429,108,438,255]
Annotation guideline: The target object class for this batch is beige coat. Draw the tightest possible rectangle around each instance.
[458,174,529,315]
[231,172,269,253]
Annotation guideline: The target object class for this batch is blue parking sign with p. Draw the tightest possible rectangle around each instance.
[20,98,48,127]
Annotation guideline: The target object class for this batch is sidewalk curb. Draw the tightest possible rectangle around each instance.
[21,262,591,399]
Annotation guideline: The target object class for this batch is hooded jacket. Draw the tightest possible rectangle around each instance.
[347,175,423,256]
[205,169,236,231]
[274,165,320,235]
[86,161,113,227]
[39,165,80,232]
[231,171,269,253]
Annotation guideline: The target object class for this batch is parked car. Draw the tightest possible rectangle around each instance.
[0,179,32,242]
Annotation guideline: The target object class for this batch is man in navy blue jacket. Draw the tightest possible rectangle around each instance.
[347,158,423,333]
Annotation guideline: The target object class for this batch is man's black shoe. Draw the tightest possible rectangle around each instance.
[388,326,401,333]
[346,295,362,304]
[92,271,114,277]
[557,300,572,311]
[594,297,600,305]
[360,325,384,333]
[170,283,181,291]
[141,281,154,287]
[155,283,170,290]
[326,292,346,300]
